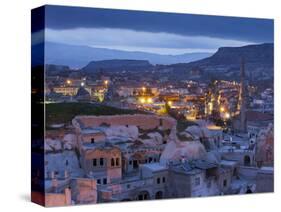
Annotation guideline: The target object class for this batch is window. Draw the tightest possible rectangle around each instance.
[97,179,101,184]
[149,157,152,163]
[127,184,131,189]
[91,138,95,143]
[195,177,200,186]
[133,160,138,169]
[116,158,120,166]
[111,158,115,167]
[157,177,161,184]
[155,191,163,199]
[100,158,104,166]
[244,155,251,166]
[103,178,107,185]
[93,159,97,166]
[129,160,132,165]
[159,119,163,126]
[162,177,166,183]
[143,193,148,200]
[223,179,227,187]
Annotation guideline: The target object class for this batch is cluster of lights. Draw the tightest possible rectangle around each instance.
[208,102,213,114]
[139,97,153,104]
[220,106,231,119]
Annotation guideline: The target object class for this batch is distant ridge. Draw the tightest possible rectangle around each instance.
[185,43,273,67]
[161,43,273,77]
[43,42,211,68]
[43,43,273,83]
[82,59,153,73]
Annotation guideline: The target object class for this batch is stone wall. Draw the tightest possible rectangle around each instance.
[71,178,97,204]
[167,171,192,198]
[45,188,71,207]
[218,168,233,194]
[103,178,155,202]
[221,151,255,166]
[82,147,122,182]
[237,166,259,180]
[81,133,106,144]
[256,168,274,193]
[73,114,176,131]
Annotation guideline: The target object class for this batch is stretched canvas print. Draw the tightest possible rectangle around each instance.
[31,5,274,207]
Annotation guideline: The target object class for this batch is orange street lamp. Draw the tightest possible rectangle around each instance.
[225,112,230,119]
[66,80,71,85]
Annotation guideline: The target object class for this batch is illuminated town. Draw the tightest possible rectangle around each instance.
[31,6,274,207]
[33,56,273,206]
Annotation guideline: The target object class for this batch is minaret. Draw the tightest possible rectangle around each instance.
[239,58,247,132]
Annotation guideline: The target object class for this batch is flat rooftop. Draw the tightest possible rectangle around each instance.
[220,160,238,166]
[141,163,167,172]
[169,160,218,175]
[259,166,274,173]
[81,127,105,134]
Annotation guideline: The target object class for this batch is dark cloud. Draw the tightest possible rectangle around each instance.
[40,5,273,43]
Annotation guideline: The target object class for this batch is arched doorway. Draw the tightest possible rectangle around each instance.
[155,191,163,199]
[246,186,253,194]
[131,152,145,169]
[233,168,237,176]
[137,191,150,200]
[246,189,253,194]
[244,155,251,166]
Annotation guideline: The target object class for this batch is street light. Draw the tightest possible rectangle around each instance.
[168,101,172,106]
[147,97,153,104]
[140,97,145,104]
[225,112,230,119]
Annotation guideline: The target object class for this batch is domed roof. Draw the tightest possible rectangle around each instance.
[185,123,215,140]
[185,125,204,138]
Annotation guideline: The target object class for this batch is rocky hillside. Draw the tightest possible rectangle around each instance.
[82,59,153,73]
[161,43,273,81]
[187,43,273,67]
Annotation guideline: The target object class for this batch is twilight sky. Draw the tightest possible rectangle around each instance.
[33,5,274,55]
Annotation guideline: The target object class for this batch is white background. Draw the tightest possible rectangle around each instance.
[0,0,280,211]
